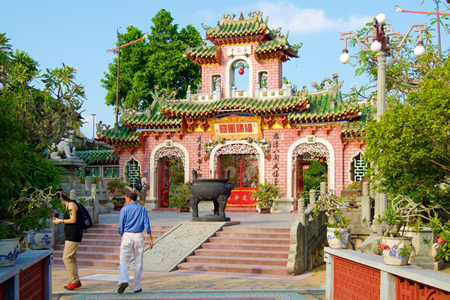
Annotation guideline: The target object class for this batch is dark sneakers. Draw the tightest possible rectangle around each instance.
[118,282,129,294]
[134,289,142,293]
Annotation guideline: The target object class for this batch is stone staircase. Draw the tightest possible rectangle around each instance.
[53,224,172,268]
[176,226,291,275]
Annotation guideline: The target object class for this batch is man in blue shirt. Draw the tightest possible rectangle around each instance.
[117,191,153,294]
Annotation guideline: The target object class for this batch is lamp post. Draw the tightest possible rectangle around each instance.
[92,114,96,141]
[339,13,427,121]
[339,14,427,216]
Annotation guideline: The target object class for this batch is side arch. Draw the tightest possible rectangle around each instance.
[286,137,335,199]
[148,142,190,199]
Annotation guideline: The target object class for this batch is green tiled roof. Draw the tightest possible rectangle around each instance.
[186,45,220,58]
[124,112,183,128]
[97,126,141,145]
[77,150,118,164]
[205,15,272,39]
[255,37,299,57]
[289,94,358,122]
[159,97,308,118]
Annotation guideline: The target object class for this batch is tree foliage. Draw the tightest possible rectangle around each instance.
[0,33,84,200]
[364,59,450,204]
[101,9,202,113]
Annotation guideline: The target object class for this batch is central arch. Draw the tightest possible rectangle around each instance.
[286,137,335,199]
[209,141,265,183]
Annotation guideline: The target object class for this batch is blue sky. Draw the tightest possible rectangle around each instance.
[2,1,449,139]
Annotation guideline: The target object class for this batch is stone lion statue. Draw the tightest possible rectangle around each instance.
[50,135,77,159]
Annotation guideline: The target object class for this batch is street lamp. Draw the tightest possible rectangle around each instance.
[339,14,427,217]
[339,14,427,121]
[92,114,96,141]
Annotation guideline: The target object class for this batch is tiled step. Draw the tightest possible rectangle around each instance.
[215,231,290,239]
[194,248,288,259]
[222,227,290,233]
[53,250,120,260]
[54,244,121,252]
[53,224,172,268]
[208,237,289,245]
[177,262,288,276]
[177,226,291,275]
[186,255,287,266]
[53,257,119,268]
[201,242,289,252]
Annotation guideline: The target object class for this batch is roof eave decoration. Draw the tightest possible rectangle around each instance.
[204,11,274,46]
[186,46,221,66]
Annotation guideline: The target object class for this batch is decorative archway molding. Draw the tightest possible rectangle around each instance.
[286,137,335,199]
[225,56,253,98]
[209,141,264,183]
[122,155,142,185]
[148,142,190,199]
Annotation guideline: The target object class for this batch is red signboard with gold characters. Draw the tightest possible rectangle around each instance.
[209,115,262,140]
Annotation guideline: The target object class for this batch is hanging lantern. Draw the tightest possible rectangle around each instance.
[238,68,244,75]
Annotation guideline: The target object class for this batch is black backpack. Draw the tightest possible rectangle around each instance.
[76,202,93,229]
[135,178,142,191]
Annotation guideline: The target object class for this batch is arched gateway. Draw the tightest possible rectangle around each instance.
[95,11,373,212]
[149,143,190,207]
[286,138,335,200]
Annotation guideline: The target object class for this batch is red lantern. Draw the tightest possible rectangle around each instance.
[238,68,244,75]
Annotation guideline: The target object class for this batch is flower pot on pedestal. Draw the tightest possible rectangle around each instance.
[327,228,351,249]
[27,228,54,250]
[380,236,413,266]
[0,238,20,267]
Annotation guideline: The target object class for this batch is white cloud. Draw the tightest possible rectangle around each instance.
[224,1,372,35]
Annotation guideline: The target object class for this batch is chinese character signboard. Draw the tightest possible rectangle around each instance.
[209,116,262,140]
[227,45,252,57]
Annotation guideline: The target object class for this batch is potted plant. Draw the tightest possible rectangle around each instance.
[107,178,128,211]
[250,181,280,214]
[169,183,191,212]
[372,195,450,266]
[313,194,351,249]
[0,187,62,267]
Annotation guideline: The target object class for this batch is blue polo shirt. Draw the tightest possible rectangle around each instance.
[118,201,151,235]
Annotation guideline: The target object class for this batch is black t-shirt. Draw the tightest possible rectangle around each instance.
[63,202,82,242]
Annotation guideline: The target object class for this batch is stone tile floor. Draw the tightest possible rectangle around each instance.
[52,265,326,300]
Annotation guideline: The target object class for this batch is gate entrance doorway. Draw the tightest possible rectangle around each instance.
[156,156,184,208]
[218,154,258,207]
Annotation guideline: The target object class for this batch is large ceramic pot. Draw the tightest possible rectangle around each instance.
[27,228,54,250]
[327,228,351,249]
[0,238,20,267]
[380,236,413,266]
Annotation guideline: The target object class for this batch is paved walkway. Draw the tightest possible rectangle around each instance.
[52,211,326,300]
